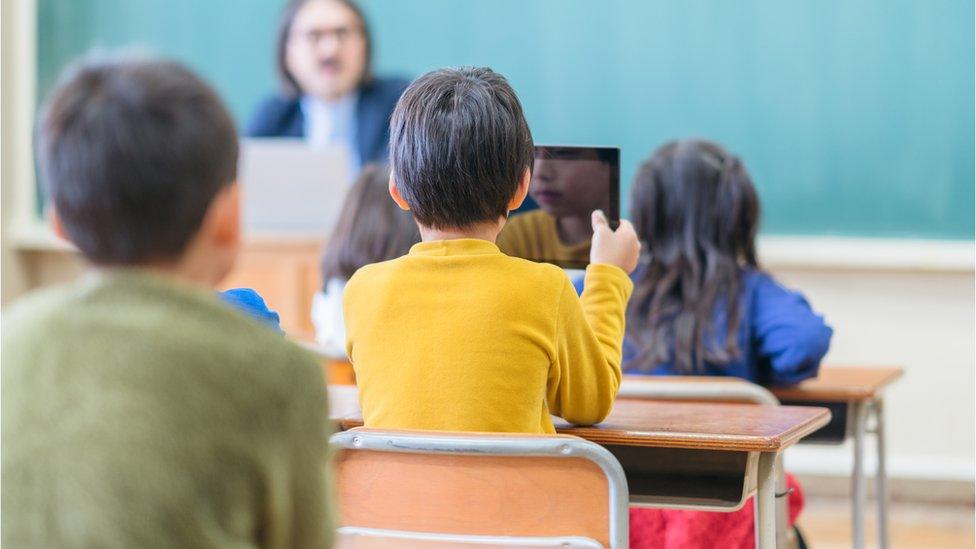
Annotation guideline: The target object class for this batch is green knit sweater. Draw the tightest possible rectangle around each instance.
[1,271,333,548]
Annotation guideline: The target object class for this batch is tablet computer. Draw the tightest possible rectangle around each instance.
[497,145,620,269]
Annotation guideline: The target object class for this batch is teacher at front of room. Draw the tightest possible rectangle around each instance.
[246,0,408,173]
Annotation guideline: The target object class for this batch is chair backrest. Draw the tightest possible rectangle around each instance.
[336,527,604,548]
[330,428,629,548]
[617,375,780,406]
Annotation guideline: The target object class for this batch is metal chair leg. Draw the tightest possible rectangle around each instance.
[874,399,889,549]
[852,402,867,549]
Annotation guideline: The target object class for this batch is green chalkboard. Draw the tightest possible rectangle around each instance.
[38,0,975,239]
[37,0,286,128]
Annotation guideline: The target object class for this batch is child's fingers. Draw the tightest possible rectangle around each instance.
[616,219,637,236]
[591,209,609,232]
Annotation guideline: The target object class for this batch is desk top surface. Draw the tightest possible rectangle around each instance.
[327,385,830,453]
[618,365,905,402]
[769,366,904,401]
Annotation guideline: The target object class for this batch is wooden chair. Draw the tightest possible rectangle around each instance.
[330,428,630,548]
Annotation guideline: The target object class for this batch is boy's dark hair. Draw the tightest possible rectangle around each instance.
[389,67,534,229]
[321,163,420,284]
[36,55,239,265]
[627,139,761,374]
[276,0,373,98]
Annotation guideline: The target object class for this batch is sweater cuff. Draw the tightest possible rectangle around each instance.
[584,263,634,299]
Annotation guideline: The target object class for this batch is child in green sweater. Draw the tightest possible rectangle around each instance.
[1,55,333,548]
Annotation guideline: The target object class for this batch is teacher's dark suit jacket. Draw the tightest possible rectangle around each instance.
[245,76,410,165]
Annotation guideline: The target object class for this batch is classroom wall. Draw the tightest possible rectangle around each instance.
[1,0,36,305]
[770,263,975,483]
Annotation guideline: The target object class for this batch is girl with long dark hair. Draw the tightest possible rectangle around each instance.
[627,139,831,384]
[624,139,831,548]
[312,163,420,355]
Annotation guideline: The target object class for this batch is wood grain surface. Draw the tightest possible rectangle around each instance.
[335,448,612,546]
[770,366,904,401]
[327,386,830,452]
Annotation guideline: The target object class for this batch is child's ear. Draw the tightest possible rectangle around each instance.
[48,207,70,242]
[507,167,532,211]
[388,173,411,211]
[209,182,241,247]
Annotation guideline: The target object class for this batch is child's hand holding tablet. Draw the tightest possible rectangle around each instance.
[590,209,640,274]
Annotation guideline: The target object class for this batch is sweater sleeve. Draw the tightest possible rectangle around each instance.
[751,274,833,386]
[547,263,633,425]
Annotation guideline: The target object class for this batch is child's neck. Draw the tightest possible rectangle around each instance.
[135,243,234,289]
[418,219,504,243]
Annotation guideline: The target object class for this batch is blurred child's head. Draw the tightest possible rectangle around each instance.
[36,55,240,285]
[627,139,760,374]
[388,67,534,231]
[530,153,610,220]
[630,139,759,269]
[321,163,420,282]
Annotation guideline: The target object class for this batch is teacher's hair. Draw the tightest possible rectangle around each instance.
[275,0,374,98]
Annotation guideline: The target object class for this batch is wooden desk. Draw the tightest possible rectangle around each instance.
[549,398,827,452]
[619,367,904,549]
[771,366,902,402]
[770,366,904,549]
[327,385,830,548]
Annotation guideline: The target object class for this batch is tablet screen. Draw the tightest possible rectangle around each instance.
[497,145,620,269]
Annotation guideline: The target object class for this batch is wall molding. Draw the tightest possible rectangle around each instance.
[1,0,39,304]
[758,235,974,272]
[13,222,976,274]
[785,445,975,482]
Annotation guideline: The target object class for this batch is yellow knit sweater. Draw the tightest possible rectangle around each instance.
[344,238,633,434]
[497,209,591,266]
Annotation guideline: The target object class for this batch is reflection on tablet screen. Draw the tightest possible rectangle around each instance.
[498,146,619,269]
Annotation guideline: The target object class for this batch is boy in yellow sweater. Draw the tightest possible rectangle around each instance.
[344,67,640,433]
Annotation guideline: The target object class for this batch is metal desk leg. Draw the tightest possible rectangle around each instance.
[775,454,792,548]
[756,452,778,549]
[874,399,889,549]
[852,401,867,549]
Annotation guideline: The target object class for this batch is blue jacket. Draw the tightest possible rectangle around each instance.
[575,269,832,385]
[245,76,410,165]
